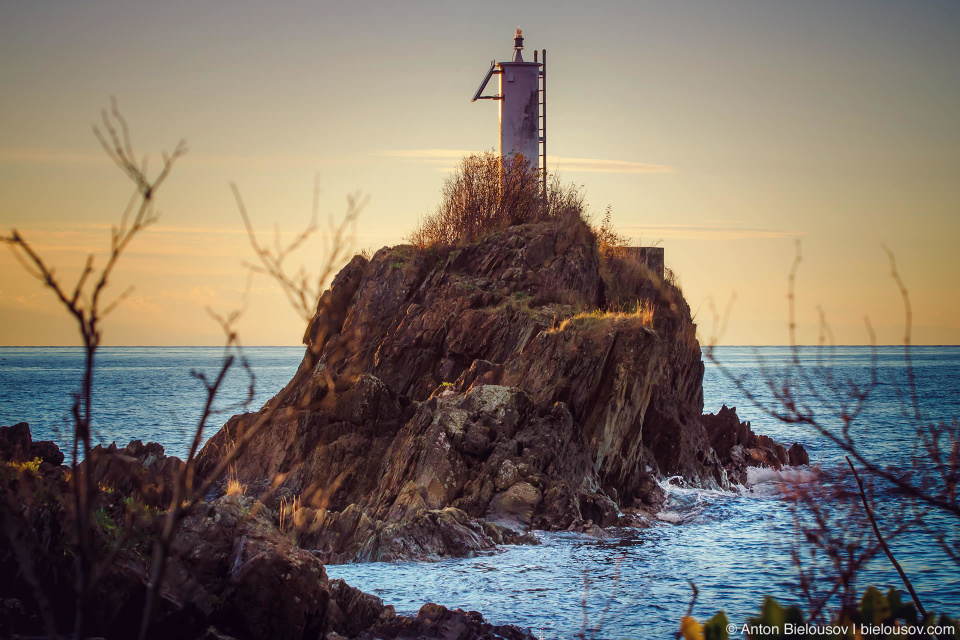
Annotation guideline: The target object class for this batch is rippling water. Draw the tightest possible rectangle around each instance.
[0,346,303,459]
[1,345,958,636]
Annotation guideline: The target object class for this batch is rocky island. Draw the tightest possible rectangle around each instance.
[1,215,806,639]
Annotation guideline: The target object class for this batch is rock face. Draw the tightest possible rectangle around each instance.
[196,219,807,561]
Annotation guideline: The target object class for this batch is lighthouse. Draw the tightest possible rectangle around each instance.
[472,28,545,173]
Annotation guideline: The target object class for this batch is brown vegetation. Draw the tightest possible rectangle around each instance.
[407,151,586,249]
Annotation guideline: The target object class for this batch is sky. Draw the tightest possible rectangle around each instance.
[0,0,957,346]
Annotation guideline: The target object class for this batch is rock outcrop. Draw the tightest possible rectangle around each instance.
[0,421,65,466]
[82,440,186,509]
[702,405,810,485]
[195,218,808,561]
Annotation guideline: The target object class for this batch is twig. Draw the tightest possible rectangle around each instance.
[675,581,699,639]
[846,456,927,618]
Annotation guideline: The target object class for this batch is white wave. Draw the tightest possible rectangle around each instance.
[656,475,738,499]
[653,466,818,523]
[655,510,686,524]
[746,465,815,485]
[736,465,818,497]
[654,476,739,525]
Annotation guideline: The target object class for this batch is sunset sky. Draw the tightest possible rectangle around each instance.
[1,0,957,346]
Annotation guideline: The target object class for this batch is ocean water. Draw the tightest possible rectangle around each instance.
[1,345,958,636]
[0,346,304,460]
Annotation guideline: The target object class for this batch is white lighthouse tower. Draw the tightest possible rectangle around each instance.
[472,28,545,174]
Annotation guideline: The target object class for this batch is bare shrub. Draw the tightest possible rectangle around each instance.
[703,243,959,622]
[543,170,588,221]
[530,267,583,307]
[407,151,587,248]
[2,100,185,637]
[594,205,630,260]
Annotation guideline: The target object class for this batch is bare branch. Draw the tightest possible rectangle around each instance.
[847,456,927,618]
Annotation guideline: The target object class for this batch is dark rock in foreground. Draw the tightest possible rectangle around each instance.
[0,425,536,640]
[0,421,64,466]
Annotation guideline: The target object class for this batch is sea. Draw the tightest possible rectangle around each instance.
[1,345,958,637]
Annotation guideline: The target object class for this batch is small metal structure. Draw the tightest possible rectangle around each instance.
[473,28,546,198]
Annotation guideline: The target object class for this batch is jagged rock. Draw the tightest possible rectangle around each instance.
[500,315,712,504]
[326,579,395,637]
[701,405,809,485]
[486,481,542,530]
[0,427,520,640]
[198,628,241,640]
[82,440,185,509]
[789,442,810,467]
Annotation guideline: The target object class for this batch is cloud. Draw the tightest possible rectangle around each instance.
[81,224,249,236]
[12,293,43,308]
[621,224,804,240]
[547,157,674,174]
[158,285,220,306]
[376,149,479,162]
[375,149,674,174]
[182,152,345,170]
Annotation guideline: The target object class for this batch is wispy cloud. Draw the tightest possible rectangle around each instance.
[375,149,674,174]
[547,157,673,174]
[182,152,345,170]
[376,149,479,162]
[621,224,804,240]
[81,224,249,235]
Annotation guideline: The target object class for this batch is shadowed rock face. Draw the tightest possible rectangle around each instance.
[196,219,805,561]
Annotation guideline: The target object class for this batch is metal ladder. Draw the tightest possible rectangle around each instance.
[535,49,547,203]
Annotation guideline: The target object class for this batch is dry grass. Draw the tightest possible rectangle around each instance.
[278,495,309,534]
[558,299,657,332]
[225,476,246,497]
[636,299,656,327]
